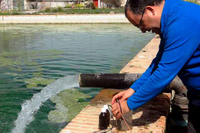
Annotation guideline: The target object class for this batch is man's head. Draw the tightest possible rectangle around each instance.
[125,0,165,34]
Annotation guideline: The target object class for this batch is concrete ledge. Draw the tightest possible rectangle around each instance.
[61,35,171,133]
[0,14,129,24]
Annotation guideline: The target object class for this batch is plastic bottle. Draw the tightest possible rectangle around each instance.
[99,108,108,130]
[103,105,110,127]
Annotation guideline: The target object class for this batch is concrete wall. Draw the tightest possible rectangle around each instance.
[0,14,129,24]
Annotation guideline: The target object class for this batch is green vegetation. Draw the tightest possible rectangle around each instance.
[48,89,92,123]
[0,8,124,15]
[76,4,85,9]
[65,3,85,9]
[0,10,23,15]
[51,7,65,12]
[42,7,124,14]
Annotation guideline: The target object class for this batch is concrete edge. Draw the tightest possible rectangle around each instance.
[0,14,129,24]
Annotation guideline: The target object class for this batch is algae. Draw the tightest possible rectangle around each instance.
[0,49,63,89]
[0,50,63,70]
[0,56,21,67]
[24,77,55,89]
[33,72,44,77]
[48,89,92,123]
[4,72,18,76]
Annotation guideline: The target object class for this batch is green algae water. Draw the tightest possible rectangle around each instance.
[0,24,154,133]
[12,75,80,133]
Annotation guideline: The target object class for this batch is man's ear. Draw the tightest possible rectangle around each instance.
[145,6,156,16]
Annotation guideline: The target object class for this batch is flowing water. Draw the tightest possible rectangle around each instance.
[12,75,79,133]
[0,24,154,133]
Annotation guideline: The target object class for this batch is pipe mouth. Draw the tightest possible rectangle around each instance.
[78,74,81,87]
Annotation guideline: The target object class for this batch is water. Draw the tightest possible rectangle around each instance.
[0,24,154,133]
[12,75,79,133]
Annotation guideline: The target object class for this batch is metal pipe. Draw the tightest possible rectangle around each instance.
[79,73,141,89]
[79,73,187,93]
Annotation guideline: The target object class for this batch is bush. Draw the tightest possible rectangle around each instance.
[85,2,96,9]
[76,4,84,9]
[11,10,21,15]
[45,7,51,12]
[52,7,57,12]
[57,7,64,12]
[52,7,64,12]
[65,4,72,8]
[0,10,22,15]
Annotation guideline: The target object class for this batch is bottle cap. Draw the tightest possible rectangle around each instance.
[101,108,106,112]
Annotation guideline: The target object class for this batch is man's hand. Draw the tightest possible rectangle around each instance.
[111,88,135,105]
[112,100,130,119]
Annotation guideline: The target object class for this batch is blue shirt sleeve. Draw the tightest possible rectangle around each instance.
[130,49,161,92]
[127,18,200,111]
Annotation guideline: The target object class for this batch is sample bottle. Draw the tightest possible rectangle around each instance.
[103,105,110,127]
[99,108,108,130]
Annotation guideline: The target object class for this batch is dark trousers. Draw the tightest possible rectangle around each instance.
[187,103,200,133]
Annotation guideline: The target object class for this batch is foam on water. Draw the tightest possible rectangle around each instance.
[11,75,80,133]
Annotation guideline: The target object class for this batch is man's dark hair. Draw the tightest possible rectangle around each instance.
[125,0,163,15]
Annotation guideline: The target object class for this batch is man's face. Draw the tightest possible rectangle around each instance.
[126,8,161,34]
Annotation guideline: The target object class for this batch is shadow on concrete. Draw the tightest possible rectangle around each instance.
[131,93,171,127]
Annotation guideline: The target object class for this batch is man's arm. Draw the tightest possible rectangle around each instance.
[130,49,161,92]
[111,47,162,105]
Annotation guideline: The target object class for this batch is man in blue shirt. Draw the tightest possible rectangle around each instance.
[111,0,200,132]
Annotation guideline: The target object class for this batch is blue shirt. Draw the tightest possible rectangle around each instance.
[127,0,200,110]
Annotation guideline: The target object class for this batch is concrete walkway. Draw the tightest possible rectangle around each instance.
[60,35,171,133]
[0,14,129,24]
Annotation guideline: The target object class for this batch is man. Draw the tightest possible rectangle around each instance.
[111,0,200,132]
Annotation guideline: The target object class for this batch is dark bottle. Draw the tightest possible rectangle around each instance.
[99,108,108,130]
[104,105,110,127]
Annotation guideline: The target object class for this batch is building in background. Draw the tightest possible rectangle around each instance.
[0,0,14,11]
[0,0,25,11]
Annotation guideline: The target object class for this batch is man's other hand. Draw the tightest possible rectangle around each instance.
[111,88,135,105]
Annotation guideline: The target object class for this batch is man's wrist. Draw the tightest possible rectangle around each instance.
[129,87,136,93]
[125,100,131,112]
